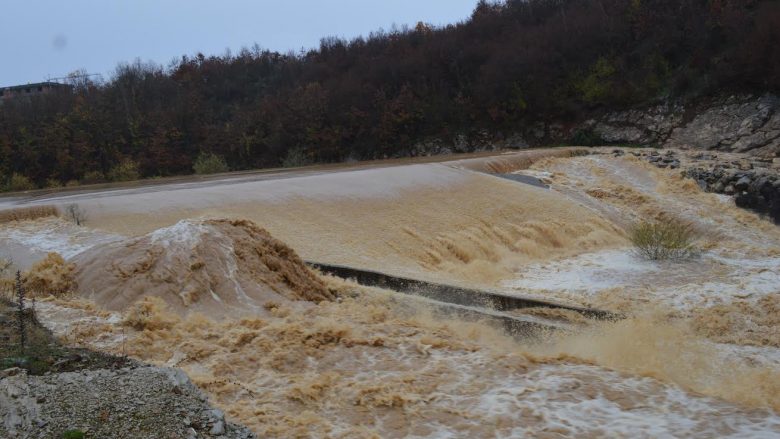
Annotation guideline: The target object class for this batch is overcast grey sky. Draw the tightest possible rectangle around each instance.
[1,0,479,86]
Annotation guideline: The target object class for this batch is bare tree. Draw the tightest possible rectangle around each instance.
[65,203,87,226]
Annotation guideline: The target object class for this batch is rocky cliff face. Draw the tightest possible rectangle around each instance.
[398,94,780,160]
[419,94,780,159]
[584,95,780,158]
[586,102,685,146]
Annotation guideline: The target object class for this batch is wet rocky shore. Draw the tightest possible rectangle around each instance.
[620,148,780,223]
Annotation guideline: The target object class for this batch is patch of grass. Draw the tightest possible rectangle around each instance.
[62,430,86,439]
[629,219,700,261]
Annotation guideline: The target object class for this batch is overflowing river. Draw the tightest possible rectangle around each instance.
[2,149,779,437]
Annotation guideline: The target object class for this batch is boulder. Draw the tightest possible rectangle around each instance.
[735,176,752,191]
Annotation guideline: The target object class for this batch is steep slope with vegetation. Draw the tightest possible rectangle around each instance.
[1,0,778,188]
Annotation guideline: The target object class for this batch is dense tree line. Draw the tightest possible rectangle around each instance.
[1,0,778,188]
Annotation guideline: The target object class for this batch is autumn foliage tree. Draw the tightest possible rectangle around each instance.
[1,0,778,188]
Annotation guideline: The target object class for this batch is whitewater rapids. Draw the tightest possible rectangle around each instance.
[2,149,780,437]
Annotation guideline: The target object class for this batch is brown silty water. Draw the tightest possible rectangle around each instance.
[3,149,780,437]
[73,218,332,317]
[516,154,780,342]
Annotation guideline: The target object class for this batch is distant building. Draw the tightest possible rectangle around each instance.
[0,81,72,103]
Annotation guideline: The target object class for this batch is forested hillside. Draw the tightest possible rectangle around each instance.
[1,0,778,189]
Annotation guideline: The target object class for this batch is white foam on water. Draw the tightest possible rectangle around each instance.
[503,248,780,311]
[472,363,780,438]
[503,249,658,294]
[149,219,208,249]
[0,218,121,263]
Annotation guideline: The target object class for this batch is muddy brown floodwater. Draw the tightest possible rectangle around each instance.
[2,149,780,437]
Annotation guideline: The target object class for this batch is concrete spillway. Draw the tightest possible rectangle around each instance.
[309,262,619,337]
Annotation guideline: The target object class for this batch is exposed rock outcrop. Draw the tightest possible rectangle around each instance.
[387,94,780,160]
[582,95,780,158]
[665,95,780,157]
[410,130,527,157]
[588,102,684,145]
